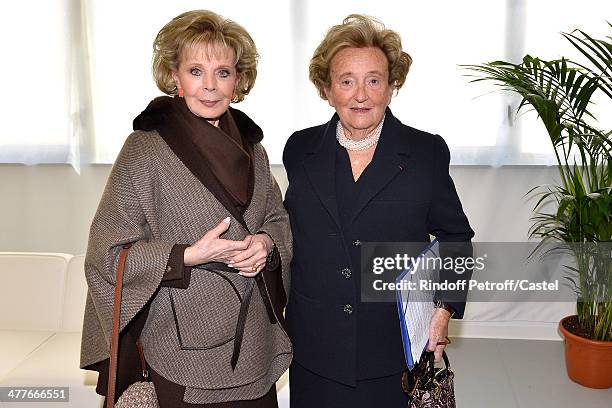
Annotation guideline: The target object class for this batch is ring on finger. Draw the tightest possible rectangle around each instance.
[251,263,258,272]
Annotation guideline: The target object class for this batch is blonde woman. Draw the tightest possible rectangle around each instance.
[80,10,292,408]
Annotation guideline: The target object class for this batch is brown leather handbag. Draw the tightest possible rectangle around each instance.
[107,244,159,408]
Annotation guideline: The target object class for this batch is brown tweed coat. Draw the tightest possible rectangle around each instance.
[80,129,292,403]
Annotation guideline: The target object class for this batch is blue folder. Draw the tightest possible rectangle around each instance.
[395,239,439,369]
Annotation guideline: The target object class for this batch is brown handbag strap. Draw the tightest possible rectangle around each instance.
[107,244,132,408]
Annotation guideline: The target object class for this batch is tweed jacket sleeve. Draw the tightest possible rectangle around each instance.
[81,132,177,368]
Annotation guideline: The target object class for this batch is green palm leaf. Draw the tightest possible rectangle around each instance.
[463,24,612,341]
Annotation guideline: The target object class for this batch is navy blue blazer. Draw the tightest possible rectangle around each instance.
[283,109,474,386]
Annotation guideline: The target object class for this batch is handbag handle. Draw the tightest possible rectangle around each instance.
[107,244,132,408]
[423,350,451,384]
[427,350,450,368]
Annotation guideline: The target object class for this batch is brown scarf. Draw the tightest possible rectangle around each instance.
[133,96,261,224]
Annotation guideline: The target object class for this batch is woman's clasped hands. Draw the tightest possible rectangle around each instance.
[183,217,274,277]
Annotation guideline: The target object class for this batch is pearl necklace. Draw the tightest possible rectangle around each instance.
[336,115,385,151]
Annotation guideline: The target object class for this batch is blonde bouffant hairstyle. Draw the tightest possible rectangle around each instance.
[152,10,259,102]
[309,14,412,100]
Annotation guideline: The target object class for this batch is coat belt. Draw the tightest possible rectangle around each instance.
[193,262,277,370]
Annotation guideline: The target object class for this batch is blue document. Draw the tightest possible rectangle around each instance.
[395,239,439,369]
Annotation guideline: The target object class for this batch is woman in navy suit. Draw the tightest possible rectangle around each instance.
[283,15,474,407]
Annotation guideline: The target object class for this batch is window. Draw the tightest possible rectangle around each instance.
[0,0,73,164]
[1,0,609,166]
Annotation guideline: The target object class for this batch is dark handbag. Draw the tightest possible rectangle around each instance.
[107,244,159,408]
[402,351,456,408]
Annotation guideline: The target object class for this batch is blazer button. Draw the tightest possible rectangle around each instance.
[343,304,353,315]
[341,268,352,279]
[352,240,362,247]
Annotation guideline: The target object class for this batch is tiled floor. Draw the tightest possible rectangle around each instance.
[277,338,612,408]
[450,338,612,408]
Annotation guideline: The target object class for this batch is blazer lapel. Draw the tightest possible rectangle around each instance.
[349,110,410,224]
[303,116,343,230]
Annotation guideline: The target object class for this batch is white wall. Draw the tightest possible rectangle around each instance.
[0,163,561,252]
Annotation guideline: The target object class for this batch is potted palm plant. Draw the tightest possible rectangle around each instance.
[464,25,612,388]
